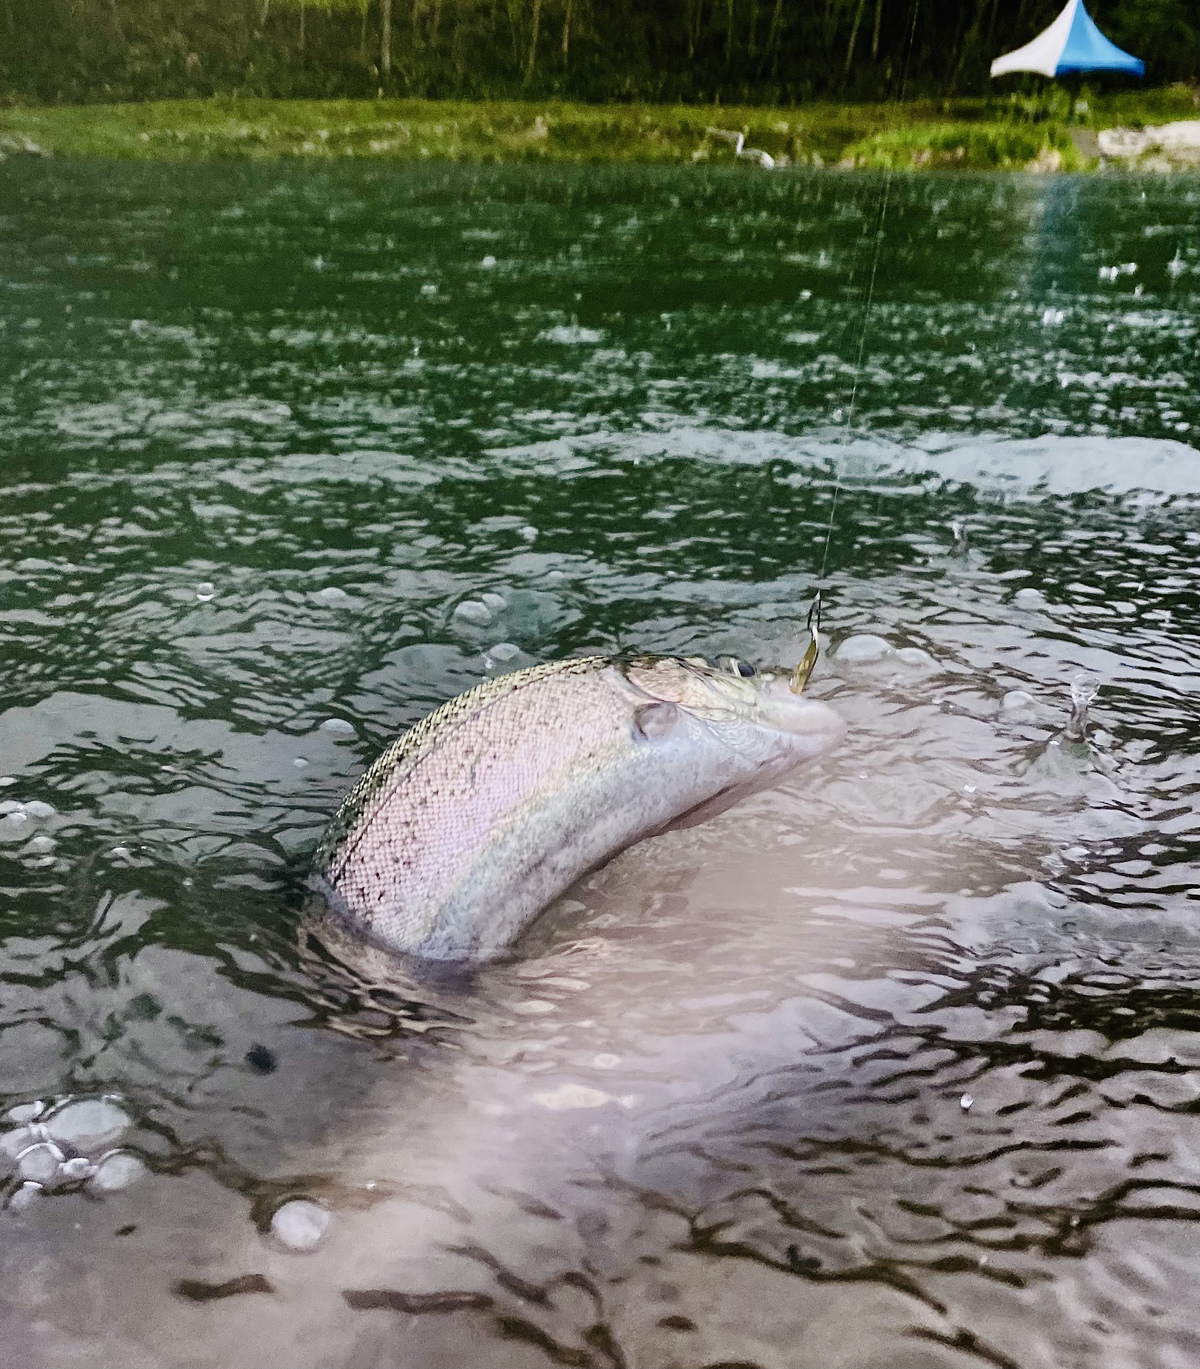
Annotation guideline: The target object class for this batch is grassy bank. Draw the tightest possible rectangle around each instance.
[1,89,1196,170]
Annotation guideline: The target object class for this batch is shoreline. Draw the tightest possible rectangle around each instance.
[1,95,1197,172]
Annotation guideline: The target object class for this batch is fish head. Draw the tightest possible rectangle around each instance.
[621,655,844,765]
[737,667,845,755]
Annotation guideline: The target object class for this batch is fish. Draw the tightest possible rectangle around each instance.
[312,652,843,962]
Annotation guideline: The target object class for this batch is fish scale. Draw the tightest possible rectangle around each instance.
[313,654,843,961]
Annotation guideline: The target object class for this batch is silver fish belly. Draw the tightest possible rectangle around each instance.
[313,654,843,961]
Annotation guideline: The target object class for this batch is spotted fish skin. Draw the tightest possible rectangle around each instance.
[313,654,842,962]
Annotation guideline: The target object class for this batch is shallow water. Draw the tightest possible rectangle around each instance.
[0,160,1198,1369]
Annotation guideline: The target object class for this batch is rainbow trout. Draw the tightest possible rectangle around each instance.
[313,652,842,962]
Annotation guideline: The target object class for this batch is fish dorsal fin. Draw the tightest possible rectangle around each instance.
[315,655,608,877]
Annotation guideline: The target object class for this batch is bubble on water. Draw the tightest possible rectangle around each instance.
[293,757,309,768]
[1014,587,1045,606]
[22,799,55,819]
[1003,690,1035,711]
[480,255,497,269]
[1041,308,1065,327]
[313,586,350,605]
[5,1101,44,1125]
[58,1157,95,1181]
[519,525,538,542]
[109,846,132,860]
[481,592,506,611]
[8,1181,43,1214]
[320,718,356,736]
[454,599,493,626]
[24,835,56,854]
[270,1200,331,1252]
[531,1083,617,1110]
[17,1142,65,1184]
[45,1098,130,1151]
[1,1126,35,1159]
[420,282,438,296]
[488,642,521,662]
[895,647,936,669]
[2,810,29,830]
[0,800,24,815]
[88,1150,147,1194]
[960,1093,974,1112]
[835,634,893,662]
[195,582,215,602]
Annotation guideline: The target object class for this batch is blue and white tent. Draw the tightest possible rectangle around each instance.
[990,0,1144,78]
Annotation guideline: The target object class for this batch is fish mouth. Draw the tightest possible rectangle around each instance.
[753,682,845,745]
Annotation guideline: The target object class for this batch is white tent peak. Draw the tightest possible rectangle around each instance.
[991,0,1144,79]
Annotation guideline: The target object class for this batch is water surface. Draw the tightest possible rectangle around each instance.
[0,161,1198,1369]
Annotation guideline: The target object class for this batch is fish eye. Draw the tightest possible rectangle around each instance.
[725,658,756,678]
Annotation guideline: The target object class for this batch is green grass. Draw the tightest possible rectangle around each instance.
[841,121,1083,171]
[0,87,1194,170]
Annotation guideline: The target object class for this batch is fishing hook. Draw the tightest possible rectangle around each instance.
[790,590,822,694]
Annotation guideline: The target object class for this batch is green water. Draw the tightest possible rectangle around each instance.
[0,161,1198,1369]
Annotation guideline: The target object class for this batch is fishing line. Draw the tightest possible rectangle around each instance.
[795,0,921,691]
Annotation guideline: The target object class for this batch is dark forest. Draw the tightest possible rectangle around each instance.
[1,0,1195,107]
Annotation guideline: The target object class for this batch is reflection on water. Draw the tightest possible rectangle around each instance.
[0,161,1197,1369]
